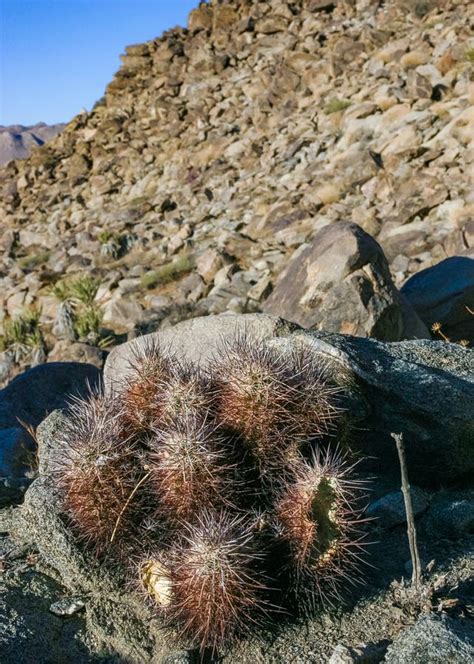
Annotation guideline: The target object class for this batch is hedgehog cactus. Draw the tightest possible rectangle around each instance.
[141,511,270,651]
[274,449,368,609]
[214,337,340,467]
[55,337,369,653]
[55,393,145,555]
[148,417,238,521]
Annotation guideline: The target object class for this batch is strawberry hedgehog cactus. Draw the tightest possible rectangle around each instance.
[54,335,369,654]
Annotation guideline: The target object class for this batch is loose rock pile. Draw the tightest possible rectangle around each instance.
[0,0,473,382]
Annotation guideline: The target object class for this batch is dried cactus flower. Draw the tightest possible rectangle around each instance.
[141,559,173,607]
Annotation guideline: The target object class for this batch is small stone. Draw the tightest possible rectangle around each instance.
[329,644,356,663]
[102,297,143,334]
[329,642,387,663]
[196,249,224,284]
[47,341,103,369]
[406,71,432,99]
[255,16,288,34]
[247,274,272,301]
[49,597,85,617]
[144,295,171,310]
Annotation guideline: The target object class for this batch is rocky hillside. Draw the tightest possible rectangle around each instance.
[0,0,473,382]
[0,124,65,167]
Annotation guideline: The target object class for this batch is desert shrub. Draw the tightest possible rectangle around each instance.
[324,98,352,115]
[0,307,45,363]
[51,275,108,344]
[18,250,50,271]
[140,255,194,290]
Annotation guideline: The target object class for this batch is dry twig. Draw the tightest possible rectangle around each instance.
[391,432,422,589]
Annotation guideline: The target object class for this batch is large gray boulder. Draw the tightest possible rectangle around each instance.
[384,614,474,663]
[105,313,473,484]
[261,222,429,341]
[104,313,296,390]
[401,256,474,344]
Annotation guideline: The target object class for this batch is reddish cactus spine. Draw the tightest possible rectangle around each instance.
[55,393,146,555]
[147,416,238,521]
[274,448,369,609]
[156,511,270,652]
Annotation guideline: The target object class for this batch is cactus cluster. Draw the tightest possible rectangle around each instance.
[55,336,368,653]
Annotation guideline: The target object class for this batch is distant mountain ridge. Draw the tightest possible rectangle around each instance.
[0,123,65,166]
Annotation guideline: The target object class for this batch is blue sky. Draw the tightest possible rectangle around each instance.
[0,0,198,126]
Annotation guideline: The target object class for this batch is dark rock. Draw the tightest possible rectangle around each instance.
[262,223,428,341]
[422,491,474,538]
[0,362,102,431]
[0,566,98,664]
[0,428,35,479]
[367,488,430,529]
[401,256,474,343]
[384,614,474,663]
[315,332,474,484]
[0,362,101,500]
